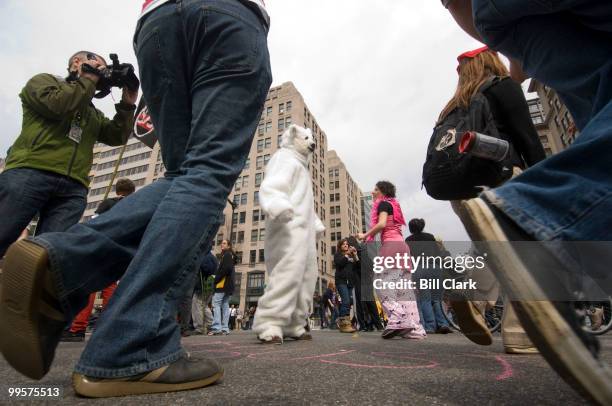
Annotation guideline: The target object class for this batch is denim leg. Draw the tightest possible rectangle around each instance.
[472,0,612,129]
[416,291,436,332]
[221,295,231,333]
[36,177,87,235]
[211,292,223,332]
[337,283,352,317]
[35,0,270,378]
[432,301,449,328]
[0,168,57,256]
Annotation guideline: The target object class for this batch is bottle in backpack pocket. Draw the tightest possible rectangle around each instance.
[459,131,509,162]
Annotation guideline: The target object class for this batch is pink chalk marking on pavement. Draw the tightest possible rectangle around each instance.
[495,356,514,381]
[290,350,356,361]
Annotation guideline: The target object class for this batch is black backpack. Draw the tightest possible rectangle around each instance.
[422,77,513,201]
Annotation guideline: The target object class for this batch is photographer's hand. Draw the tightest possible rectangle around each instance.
[80,60,103,84]
[122,87,138,106]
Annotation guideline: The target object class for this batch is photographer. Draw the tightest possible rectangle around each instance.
[0,51,137,257]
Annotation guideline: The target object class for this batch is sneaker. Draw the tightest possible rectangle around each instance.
[0,240,66,380]
[436,325,452,334]
[448,299,491,345]
[381,329,403,340]
[287,333,312,341]
[72,353,222,398]
[459,197,612,405]
[61,330,85,342]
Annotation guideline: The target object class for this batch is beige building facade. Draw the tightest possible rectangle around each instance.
[528,80,579,155]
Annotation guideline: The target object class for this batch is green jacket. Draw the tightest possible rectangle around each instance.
[4,73,136,187]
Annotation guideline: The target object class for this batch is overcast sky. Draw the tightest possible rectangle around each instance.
[0,0,513,242]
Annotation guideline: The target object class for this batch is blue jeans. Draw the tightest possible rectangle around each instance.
[34,0,271,378]
[211,292,231,333]
[472,1,612,252]
[414,269,448,331]
[0,168,87,257]
[336,282,353,318]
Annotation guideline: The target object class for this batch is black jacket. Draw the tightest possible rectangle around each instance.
[483,77,546,168]
[405,232,442,258]
[214,250,235,295]
[334,251,356,286]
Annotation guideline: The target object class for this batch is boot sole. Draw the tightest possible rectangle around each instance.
[0,240,54,380]
[461,198,612,405]
[72,369,223,398]
[449,300,492,345]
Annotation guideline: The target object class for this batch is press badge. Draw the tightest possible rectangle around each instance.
[68,113,83,144]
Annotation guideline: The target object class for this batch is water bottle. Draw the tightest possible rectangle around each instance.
[459,131,509,162]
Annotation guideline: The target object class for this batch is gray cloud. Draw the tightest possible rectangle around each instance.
[0,0,486,241]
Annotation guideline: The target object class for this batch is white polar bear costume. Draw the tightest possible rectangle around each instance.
[253,125,325,342]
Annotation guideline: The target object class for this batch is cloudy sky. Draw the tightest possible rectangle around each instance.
[0,0,514,241]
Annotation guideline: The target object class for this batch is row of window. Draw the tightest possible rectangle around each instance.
[94,141,146,160]
[231,209,266,226]
[91,164,149,187]
[88,177,146,198]
[257,116,293,136]
[93,151,152,172]
[232,191,260,207]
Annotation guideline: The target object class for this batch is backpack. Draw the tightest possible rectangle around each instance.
[422,77,513,200]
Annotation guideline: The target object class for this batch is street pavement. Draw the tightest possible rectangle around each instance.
[1,329,608,405]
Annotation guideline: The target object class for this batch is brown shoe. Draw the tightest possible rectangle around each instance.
[338,317,356,333]
[288,333,312,341]
[0,240,66,380]
[258,336,283,345]
[72,354,223,398]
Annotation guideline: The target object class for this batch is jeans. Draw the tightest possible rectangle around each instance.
[336,282,352,318]
[472,1,612,253]
[0,168,87,257]
[414,268,448,331]
[34,0,271,378]
[211,292,231,333]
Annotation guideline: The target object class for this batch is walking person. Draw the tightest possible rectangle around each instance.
[191,252,218,335]
[443,1,612,402]
[405,219,451,334]
[435,46,543,352]
[334,239,358,333]
[0,0,271,397]
[358,181,426,340]
[229,305,237,331]
[209,240,236,336]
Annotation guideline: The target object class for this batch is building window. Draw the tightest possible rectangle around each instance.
[253,209,260,223]
[242,175,249,188]
[257,139,264,152]
[254,191,259,206]
[285,116,292,127]
[258,122,264,135]
[278,118,285,131]
[259,228,265,241]
[244,157,250,169]
[237,231,244,244]
[256,155,264,170]
[331,246,337,255]
[232,212,238,225]
[249,250,257,264]
[240,193,247,205]
[239,211,246,224]
[279,103,285,114]
[247,271,265,288]
[264,137,271,149]
[255,173,263,187]
[251,230,258,242]
[235,251,243,264]
[259,249,265,262]
[265,121,272,133]
[264,154,271,166]
[286,101,292,112]
[266,106,272,116]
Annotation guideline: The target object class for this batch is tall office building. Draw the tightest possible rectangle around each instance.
[528,80,579,155]
[360,194,373,233]
[82,138,161,221]
[326,150,364,260]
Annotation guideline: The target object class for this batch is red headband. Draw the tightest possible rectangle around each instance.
[456,45,492,73]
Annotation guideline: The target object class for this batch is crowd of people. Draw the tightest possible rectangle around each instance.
[0,0,609,402]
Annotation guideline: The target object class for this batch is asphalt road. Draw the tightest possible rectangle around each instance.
[1,329,608,405]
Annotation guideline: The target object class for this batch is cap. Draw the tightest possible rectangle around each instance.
[456,45,493,73]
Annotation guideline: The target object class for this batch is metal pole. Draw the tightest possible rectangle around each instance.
[102,136,130,201]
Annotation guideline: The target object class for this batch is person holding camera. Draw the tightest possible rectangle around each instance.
[0,51,137,258]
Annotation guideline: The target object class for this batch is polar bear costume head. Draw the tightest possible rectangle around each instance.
[280,125,315,159]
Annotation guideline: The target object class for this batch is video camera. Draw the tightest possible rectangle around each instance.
[81,53,140,99]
